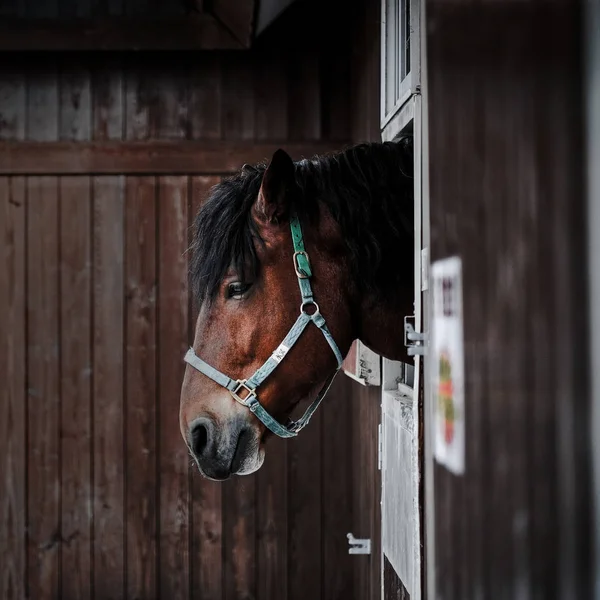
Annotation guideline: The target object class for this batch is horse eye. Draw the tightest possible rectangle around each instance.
[227,282,251,299]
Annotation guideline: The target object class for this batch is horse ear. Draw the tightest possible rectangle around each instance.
[254,149,295,224]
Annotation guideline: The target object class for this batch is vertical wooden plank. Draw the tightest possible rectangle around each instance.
[287,406,322,600]
[221,53,255,141]
[190,55,222,140]
[27,176,60,600]
[93,176,125,599]
[27,64,58,141]
[0,71,25,140]
[287,51,321,141]
[530,56,559,600]
[254,54,287,142]
[125,176,158,599]
[352,385,377,600]
[124,57,156,141]
[322,375,354,600]
[155,63,189,139]
[158,176,190,600]
[0,177,26,600]
[93,60,123,141]
[189,175,223,600]
[60,65,91,141]
[60,176,93,600]
[59,58,93,599]
[25,63,60,600]
[222,475,256,600]
[505,64,535,600]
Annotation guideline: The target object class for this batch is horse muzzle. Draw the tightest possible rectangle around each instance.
[187,415,263,480]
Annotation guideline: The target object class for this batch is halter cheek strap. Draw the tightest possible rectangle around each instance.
[183,212,343,439]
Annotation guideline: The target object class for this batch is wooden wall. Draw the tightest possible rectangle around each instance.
[0,37,368,599]
[425,1,592,598]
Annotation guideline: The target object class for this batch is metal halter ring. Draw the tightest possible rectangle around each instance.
[300,299,320,316]
[293,251,311,279]
[231,379,257,405]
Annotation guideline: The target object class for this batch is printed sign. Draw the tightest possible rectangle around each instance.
[431,256,465,475]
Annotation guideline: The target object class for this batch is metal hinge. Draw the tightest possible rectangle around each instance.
[404,315,427,356]
[347,533,371,555]
[378,423,383,471]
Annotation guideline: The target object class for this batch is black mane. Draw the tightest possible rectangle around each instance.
[190,138,414,304]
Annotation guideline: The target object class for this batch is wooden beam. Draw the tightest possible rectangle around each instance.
[0,16,242,51]
[210,0,255,47]
[0,140,350,175]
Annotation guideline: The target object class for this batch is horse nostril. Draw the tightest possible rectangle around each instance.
[189,418,211,458]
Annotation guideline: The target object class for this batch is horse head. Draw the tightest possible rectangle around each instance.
[180,141,413,480]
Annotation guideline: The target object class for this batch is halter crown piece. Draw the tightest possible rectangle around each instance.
[183,212,343,438]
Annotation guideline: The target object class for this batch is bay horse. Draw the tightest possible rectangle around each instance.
[180,139,414,480]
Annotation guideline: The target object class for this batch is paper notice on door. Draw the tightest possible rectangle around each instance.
[431,256,465,475]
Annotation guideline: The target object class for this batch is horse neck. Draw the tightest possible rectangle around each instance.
[356,286,414,362]
[321,142,414,362]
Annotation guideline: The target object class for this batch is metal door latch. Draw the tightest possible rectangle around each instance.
[347,533,371,555]
[404,316,427,356]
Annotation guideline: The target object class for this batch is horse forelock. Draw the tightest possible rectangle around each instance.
[189,138,414,305]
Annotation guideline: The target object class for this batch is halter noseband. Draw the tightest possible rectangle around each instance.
[183,212,343,438]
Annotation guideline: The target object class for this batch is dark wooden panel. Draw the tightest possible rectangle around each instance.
[254,54,288,141]
[189,55,222,140]
[189,175,224,600]
[351,384,381,600]
[92,59,123,141]
[157,176,190,600]
[426,1,590,598]
[59,65,92,141]
[210,0,254,46]
[60,176,93,600]
[0,16,241,50]
[0,177,26,600]
[92,175,125,599]
[0,140,349,175]
[287,51,321,141]
[223,475,257,600]
[27,176,60,600]
[222,53,255,141]
[0,71,25,140]
[322,375,355,600]
[287,409,322,600]
[125,176,158,599]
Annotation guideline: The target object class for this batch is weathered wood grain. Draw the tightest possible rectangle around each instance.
[0,177,26,600]
[158,175,190,600]
[92,175,125,599]
[27,176,60,600]
[60,176,93,600]
[125,175,158,599]
[0,140,349,175]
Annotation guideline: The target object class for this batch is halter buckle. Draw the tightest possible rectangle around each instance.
[293,251,311,279]
[231,379,257,406]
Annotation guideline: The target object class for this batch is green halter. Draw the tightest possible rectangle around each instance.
[183,212,343,438]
